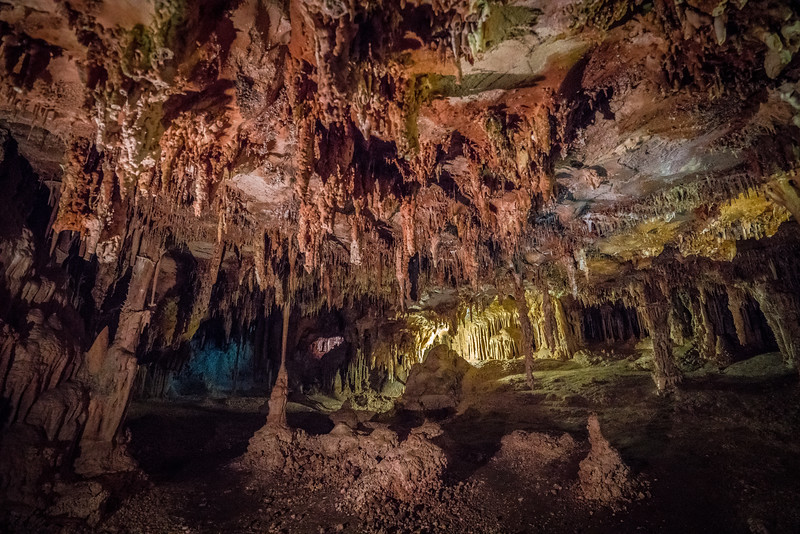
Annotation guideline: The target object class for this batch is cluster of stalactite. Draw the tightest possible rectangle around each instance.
[346,228,799,393]
[451,297,521,363]
[2,0,799,319]
[336,312,451,393]
[580,301,643,345]
[2,134,798,510]
[0,0,606,312]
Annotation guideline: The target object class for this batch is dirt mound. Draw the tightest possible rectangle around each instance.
[242,424,296,473]
[489,416,647,510]
[493,430,579,471]
[346,423,447,510]
[242,421,446,512]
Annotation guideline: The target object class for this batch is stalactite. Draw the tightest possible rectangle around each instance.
[726,286,750,348]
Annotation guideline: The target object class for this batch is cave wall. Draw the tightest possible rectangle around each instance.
[1,0,800,522]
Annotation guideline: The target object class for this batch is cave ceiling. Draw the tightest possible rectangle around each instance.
[1,0,799,313]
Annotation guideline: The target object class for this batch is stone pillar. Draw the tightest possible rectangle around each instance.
[765,175,800,222]
[76,254,156,476]
[639,282,683,392]
[667,292,690,346]
[600,304,613,343]
[569,306,585,346]
[540,288,558,357]
[512,276,535,389]
[689,289,716,363]
[750,281,800,369]
[266,302,291,428]
[553,296,576,360]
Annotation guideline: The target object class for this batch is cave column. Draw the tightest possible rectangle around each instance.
[624,309,634,339]
[668,292,689,346]
[553,296,576,359]
[704,288,732,366]
[600,304,613,343]
[512,272,535,389]
[749,281,800,370]
[569,306,586,347]
[76,251,157,475]
[765,174,800,222]
[540,288,559,358]
[266,302,291,428]
[529,295,544,349]
[115,255,157,352]
[638,282,682,392]
[613,309,625,342]
[690,288,717,364]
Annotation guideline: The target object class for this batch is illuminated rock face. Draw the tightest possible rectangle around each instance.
[0,0,799,524]
[400,344,472,411]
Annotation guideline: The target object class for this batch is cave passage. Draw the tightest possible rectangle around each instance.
[2,1,800,533]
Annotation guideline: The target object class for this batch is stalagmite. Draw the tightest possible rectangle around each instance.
[266,302,291,429]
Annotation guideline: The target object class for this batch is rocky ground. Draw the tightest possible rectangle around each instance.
[12,351,800,534]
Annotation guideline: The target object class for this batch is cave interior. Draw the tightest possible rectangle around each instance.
[1,0,800,532]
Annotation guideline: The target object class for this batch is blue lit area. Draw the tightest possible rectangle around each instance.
[172,339,258,397]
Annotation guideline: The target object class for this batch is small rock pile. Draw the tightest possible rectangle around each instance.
[492,430,579,472]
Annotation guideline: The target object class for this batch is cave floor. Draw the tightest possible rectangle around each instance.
[93,353,800,534]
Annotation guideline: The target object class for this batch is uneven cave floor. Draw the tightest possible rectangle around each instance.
[88,353,800,534]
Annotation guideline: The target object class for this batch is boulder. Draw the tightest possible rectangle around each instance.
[401,344,472,411]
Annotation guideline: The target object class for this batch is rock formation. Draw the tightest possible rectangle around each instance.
[578,414,641,508]
[1,0,799,527]
[400,344,472,411]
[244,419,447,514]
